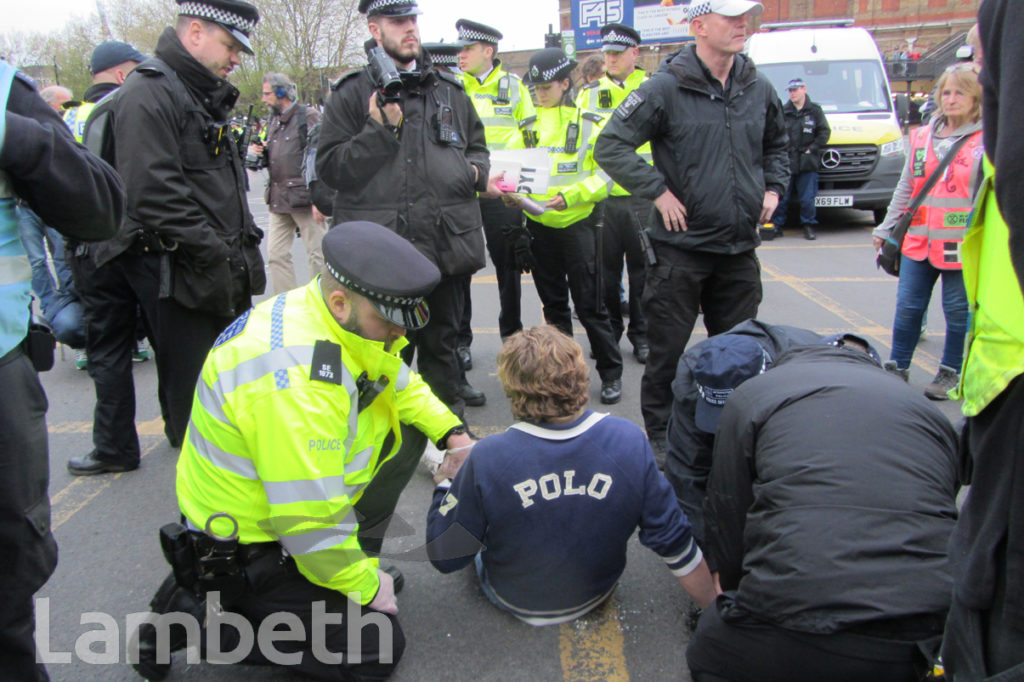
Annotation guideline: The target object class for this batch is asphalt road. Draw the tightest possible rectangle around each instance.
[35,183,965,681]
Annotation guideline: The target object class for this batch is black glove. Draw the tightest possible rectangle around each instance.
[504,223,536,274]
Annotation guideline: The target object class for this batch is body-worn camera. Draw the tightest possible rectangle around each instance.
[367,46,403,108]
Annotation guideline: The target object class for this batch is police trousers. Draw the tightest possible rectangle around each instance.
[0,347,58,682]
[599,196,652,350]
[526,215,623,382]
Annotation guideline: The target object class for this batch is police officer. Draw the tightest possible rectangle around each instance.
[133,222,473,681]
[317,0,490,418]
[772,77,831,240]
[63,40,146,142]
[520,47,624,404]
[579,23,653,365]
[68,0,267,474]
[0,58,123,682]
[453,17,537,404]
[422,42,460,72]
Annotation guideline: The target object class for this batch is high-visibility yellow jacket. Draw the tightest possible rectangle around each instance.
[460,62,535,151]
[63,101,96,143]
[953,156,1024,416]
[177,278,461,603]
[525,105,613,228]
[576,69,652,197]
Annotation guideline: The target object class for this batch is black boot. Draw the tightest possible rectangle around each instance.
[802,224,816,240]
[131,574,205,681]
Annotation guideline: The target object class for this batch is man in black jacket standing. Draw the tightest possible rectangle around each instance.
[689,342,960,682]
[594,0,788,458]
[316,0,489,418]
[69,0,266,474]
[772,78,830,240]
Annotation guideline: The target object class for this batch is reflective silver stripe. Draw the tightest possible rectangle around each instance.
[395,363,411,392]
[918,196,974,209]
[264,474,350,506]
[278,513,359,556]
[480,115,516,127]
[195,379,231,426]
[508,411,607,440]
[215,345,315,394]
[187,424,258,479]
[0,254,31,286]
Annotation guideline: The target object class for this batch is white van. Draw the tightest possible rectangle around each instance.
[747,23,906,224]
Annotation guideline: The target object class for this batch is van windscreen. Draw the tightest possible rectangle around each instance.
[757,60,891,114]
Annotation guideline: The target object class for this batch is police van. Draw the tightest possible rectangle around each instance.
[747,21,906,224]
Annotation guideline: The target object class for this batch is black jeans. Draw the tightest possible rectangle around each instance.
[403,276,466,417]
[526,215,623,382]
[0,348,58,682]
[71,250,164,463]
[688,596,932,682]
[599,196,652,349]
[640,244,762,438]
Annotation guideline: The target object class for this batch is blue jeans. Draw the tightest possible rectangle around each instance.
[17,206,85,347]
[889,255,968,370]
[772,171,819,227]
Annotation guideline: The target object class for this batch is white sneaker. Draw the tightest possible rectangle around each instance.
[420,440,445,476]
[74,349,88,370]
[133,338,152,362]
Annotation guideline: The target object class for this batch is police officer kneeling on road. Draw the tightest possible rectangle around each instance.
[131,222,474,681]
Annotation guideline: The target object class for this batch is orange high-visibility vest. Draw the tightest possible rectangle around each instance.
[902,125,983,269]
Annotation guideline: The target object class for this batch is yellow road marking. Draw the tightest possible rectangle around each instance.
[761,262,942,373]
[560,597,630,682]
[50,418,166,530]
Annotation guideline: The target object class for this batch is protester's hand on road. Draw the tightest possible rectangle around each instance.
[654,189,687,231]
[759,190,780,224]
[369,569,398,614]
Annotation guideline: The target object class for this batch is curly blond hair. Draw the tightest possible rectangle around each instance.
[497,326,589,423]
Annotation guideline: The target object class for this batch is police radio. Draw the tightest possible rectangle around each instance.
[598,89,612,109]
[564,120,579,154]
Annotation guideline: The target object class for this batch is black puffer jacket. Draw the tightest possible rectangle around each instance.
[95,28,265,317]
[782,96,831,174]
[594,46,789,254]
[705,345,960,634]
[317,52,489,277]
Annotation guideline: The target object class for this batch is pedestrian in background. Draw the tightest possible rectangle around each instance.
[771,77,830,240]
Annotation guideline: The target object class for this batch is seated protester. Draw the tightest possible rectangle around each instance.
[426,325,717,626]
[688,339,960,682]
[665,319,821,544]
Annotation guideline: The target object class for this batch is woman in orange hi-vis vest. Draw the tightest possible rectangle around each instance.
[873,63,983,400]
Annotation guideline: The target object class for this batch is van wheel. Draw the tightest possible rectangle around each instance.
[873,208,887,225]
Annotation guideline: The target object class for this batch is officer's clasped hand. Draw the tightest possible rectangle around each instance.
[504,224,536,274]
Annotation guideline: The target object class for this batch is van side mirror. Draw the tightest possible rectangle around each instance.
[894,93,910,128]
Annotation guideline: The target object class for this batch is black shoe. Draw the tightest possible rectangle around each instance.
[456,345,472,371]
[132,574,205,681]
[633,343,649,364]
[383,565,405,594]
[802,225,816,240]
[458,381,486,407]
[600,379,622,404]
[67,450,138,476]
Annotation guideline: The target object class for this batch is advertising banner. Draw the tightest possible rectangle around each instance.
[571,0,692,51]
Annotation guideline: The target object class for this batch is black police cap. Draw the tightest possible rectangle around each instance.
[455,19,503,46]
[523,48,577,85]
[600,23,641,52]
[358,0,422,17]
[423,43,460,68]
[322,222,440,330]
[177,0,259,54]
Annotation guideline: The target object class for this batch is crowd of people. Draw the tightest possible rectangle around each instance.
[1,0,1023,680]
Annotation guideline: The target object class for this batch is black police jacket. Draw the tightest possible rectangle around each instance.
[705,345,960,634]
[594,46,789,254]
[782,96,831,174]
[100,28,265,317]
[316,52,489,278]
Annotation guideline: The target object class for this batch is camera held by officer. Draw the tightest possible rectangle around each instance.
[365,39,402,109]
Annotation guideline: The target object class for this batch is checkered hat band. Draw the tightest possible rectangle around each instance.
[538,59,572,81]
[324,262,420,307]
[179,1,254,33]
[366,0,416,14]
[459,28,500,43]
[603,31,638,47]
[433,54,458,65]
[687,0,713,19]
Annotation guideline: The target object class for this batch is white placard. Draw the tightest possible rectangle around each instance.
[489,149,551,195]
